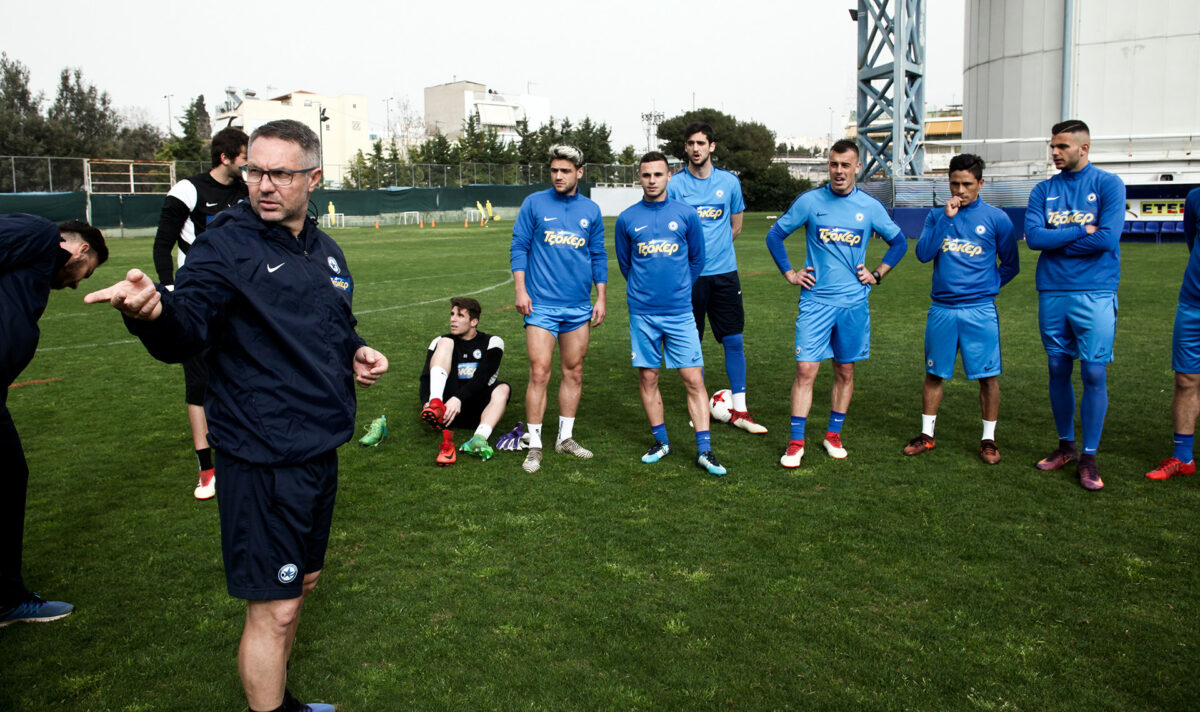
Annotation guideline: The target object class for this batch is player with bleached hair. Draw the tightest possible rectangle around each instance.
[1024,120,1124,491]
[509,144,607,473]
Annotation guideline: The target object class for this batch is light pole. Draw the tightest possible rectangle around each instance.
[828,106,835,155]
[383,96,394,147]
[163,94,174,135]
[641,109,664,152]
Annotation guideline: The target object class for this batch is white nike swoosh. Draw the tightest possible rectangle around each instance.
[543,216,558,221]
[267,263,284,273]
[634,225,648,232]
[1046,196,1059,201]
[205,202,219,207]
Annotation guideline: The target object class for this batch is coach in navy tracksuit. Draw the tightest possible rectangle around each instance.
[87,120,386,712]
[1,214,106,627]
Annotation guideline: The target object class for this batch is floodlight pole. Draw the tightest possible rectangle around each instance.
[163,94,174,135]
[641,110,664,152]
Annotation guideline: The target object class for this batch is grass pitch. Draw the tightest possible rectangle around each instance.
[2,214,1198,711]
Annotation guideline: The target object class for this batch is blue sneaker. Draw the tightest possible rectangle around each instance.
[0,593,74,627]
[295,704,334,712]
[697,450,727,476]
[641,441,670,463]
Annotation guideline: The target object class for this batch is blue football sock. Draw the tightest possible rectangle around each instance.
[790,416,807,442]
[1047,355,1076,441]
[721,333,747,394]
[1079,361,1108,455]
[651,422,669,446]
[695,429,711,456]
[827,410,846,434]
[1173,433,1194,463]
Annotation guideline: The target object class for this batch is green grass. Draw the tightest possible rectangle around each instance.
[2,214,1198,711]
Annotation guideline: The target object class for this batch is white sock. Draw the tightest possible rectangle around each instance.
[528,423,543,449]
[429,367,448,401]
[921,413,937,437]
[732,391,747,412]
[982,419,997,441]
[557,416,575,444]
[474,424,493,439]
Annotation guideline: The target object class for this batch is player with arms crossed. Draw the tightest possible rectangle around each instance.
[153,127,248,500]
[420,297,510,465]
[667,121,765,434]
[1024,120,1124,491]
[765,139,907,467]
[1145,185,1200,481]
[903,154,1019,463]
[510,145,607,473]
[616,152,726,476]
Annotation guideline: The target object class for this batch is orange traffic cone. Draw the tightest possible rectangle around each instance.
[464,218,469,228]
[419,219,424,228]
[375,220,379,229]
[431,218,436,227]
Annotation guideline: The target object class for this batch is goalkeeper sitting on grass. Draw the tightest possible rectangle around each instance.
[419,297,511,465]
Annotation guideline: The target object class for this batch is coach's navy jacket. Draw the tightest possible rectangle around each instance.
[0,213,68,388]
[126,202,366,465]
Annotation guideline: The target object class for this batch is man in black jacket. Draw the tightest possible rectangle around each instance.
[1,214,106,627]
[86,119,386,712]
[152,127,248,500]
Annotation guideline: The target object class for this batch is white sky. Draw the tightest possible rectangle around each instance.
[1,0,964,153]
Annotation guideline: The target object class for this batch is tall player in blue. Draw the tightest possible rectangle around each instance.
[766,139,907,468]
[1145,185,1200,481]
[616,152,725,476]
[902,154,1019,463]
[509,145,607,473]
[667,122,766,434]
[1025,120,1124,491]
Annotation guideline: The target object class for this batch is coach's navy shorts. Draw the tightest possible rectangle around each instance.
[691,270,745,343]
[1173,302,1200,373]
[182,351,209,406]
[924,302,1002,380]
[215,450,338,600]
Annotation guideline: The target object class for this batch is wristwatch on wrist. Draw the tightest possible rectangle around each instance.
[871,269,883,284]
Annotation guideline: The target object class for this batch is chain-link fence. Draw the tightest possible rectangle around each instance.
[331,162,639,189]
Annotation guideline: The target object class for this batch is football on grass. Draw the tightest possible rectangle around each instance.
[710,389,733,423]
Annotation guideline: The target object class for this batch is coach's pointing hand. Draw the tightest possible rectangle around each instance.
[83,268,163,320]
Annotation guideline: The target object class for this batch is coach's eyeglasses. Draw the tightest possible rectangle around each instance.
[240,165,319,186]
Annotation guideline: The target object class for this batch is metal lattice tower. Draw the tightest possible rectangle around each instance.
[854,0,926,180]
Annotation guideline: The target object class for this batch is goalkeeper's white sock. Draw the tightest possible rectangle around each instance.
[429,367,448,401]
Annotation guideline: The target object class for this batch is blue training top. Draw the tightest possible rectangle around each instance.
[667,166,745,276]
[766,184,907,306]
[1179,187,1200,308]
[511,188,607,307]
[615,198,705,316]
[915,197,1020,306]
[1024,162,1124,293]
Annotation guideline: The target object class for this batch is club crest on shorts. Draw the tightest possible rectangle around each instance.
[927,358,934,369]
[327,256,341,274]
[278,563,299,584]
[579,218,589,229]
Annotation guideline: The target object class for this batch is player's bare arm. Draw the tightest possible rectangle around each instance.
[857,263,891,286]
[731,212,744,241]
[83,268,162,320]
[784,266,814,287]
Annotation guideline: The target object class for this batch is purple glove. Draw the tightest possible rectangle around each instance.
[495,422,527,451]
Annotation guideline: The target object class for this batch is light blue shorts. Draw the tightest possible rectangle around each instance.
[630,313,704,369]
[1038,291,1116,363]
[925,302,1001,380]
[794,300,870,363]
[1173,302,1200,373]
[525,303,592,335]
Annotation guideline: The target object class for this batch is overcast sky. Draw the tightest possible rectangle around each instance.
[1,0,964,152]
